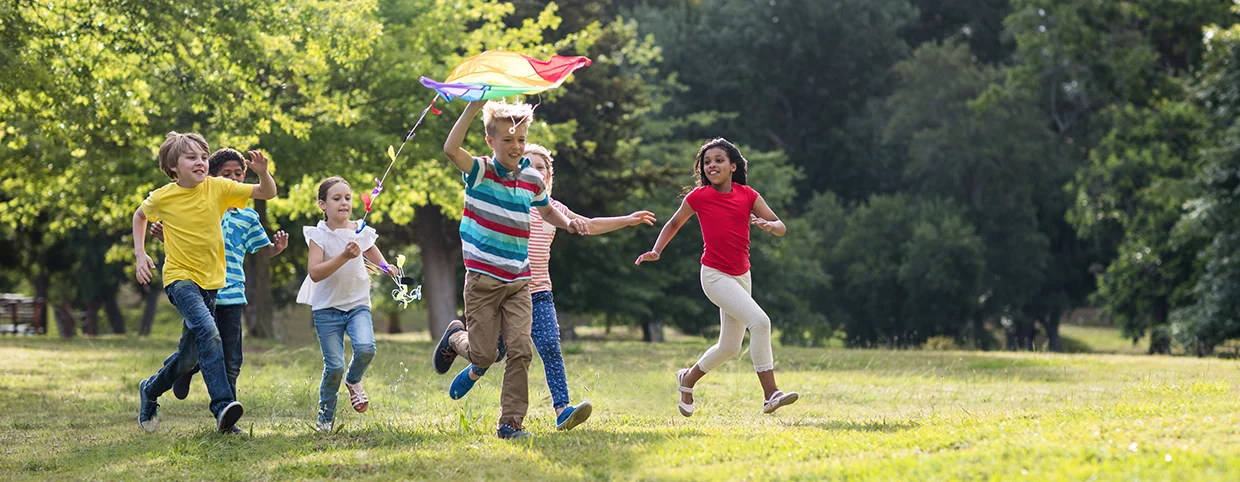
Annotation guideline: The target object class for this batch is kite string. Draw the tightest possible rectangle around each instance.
[357,94,441,230]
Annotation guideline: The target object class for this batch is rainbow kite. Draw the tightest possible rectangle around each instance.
[420,51,592,102]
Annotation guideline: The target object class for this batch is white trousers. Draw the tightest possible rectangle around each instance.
[695,266,774,373]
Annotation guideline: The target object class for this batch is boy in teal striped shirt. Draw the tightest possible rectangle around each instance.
[152,149,288,431]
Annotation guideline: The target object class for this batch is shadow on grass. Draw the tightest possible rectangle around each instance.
[783,418,921,433]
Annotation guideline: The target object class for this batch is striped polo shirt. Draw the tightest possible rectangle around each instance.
[217,207,272,306]
[460,156,549,282]
[528,199,568,293]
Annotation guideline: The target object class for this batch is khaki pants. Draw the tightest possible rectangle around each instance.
[449,271,533,427]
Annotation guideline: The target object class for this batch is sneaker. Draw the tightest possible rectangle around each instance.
[762,390,799,414]
[449,366,481,400]
[315,420,333,433]
[555,401,593,431]
[138,379,160,432]
[496,423,531,440]
[172,372,193,400]
[226,425,248,435]
[216,401,244,433]
[345,381,369,413]
[433,320,465,374]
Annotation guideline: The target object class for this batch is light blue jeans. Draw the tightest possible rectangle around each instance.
[313,306,376,423]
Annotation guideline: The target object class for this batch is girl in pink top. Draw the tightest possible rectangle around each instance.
[636,138,799,417]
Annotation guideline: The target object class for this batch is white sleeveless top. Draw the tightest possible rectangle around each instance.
[296,220,378,311]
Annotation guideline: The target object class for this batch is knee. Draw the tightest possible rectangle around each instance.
[748,313,772,334]
[353,343,376,362]
[323,365,344,383]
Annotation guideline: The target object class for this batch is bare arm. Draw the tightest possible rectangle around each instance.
[635,199,695,264]
[259,231,289,258]
[562,206,656,236]
[308,240,360,282]
[537,203,588,234]
[750,195,787,236]
[246,150,277,200]
[362,244,390,274]
[443,101,484,172]
[132,207,156,284]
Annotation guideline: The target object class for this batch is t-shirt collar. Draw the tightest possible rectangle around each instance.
[493,156,530,179]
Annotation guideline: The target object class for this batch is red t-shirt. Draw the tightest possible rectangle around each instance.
[685,183,760,276]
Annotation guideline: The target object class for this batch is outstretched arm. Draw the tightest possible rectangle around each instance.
[538,203,589,235]
[133,207,156,284]
[750,195,786,236]
[443,101,484,173]
[635,199,695,265]
[563,206,656,236]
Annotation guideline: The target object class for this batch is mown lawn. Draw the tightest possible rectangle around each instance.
[2,326,1240,480]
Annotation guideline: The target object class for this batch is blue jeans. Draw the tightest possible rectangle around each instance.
[142,280,235,417]
[478,291,570,410]
[176,303,244,396]
[313,306,376,423]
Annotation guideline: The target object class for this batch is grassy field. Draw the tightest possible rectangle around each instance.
[3,325,1240,481]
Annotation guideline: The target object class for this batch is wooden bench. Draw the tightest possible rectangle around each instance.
[0,294,47,335]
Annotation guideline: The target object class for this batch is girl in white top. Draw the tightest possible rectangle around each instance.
[297,176,391,432]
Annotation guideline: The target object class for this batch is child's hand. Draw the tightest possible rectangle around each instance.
[245,150,270,174]
[751,214,776,233]
[149,222,165,242]
[270,230,289,254]
[568,217,590,235]
[627,210,657,227]
[343,241,362,259]
[135,253,157,284]
[634,251,661,265]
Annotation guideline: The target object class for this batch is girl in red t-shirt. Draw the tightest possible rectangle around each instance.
[635,137,799,417]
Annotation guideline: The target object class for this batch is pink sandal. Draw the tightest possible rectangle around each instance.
[346,381,369,413]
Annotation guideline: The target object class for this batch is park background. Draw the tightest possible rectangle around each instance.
[4,0,1240,480]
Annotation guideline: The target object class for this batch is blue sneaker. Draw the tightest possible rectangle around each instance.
[496,423,531,439]
[138,379,159,432]
[556,401,593,431]
[449,366,481,400]
[433,320,465,374]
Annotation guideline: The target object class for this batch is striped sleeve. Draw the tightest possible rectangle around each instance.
[242,209,272,254]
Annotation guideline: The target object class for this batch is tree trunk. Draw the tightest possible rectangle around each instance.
[84,301,100,336]
[414,204,461,340]
[105,296,126,334]
[33,274,49,334]
[1044,311,1063,353]
[54,302,76,338]
[1149,296,1172,354]
[642,316,664,343]
[139,277,161,337]
[559,311,577,341]
[247,199,276,339]
[387,311,403,334]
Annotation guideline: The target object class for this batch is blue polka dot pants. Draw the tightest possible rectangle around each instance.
[531,291,570,410]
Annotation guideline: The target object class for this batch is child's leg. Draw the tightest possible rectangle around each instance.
[163,280,235,416]
[496,282,534,428]
[313,308,348,423]
[448,272,506,369]
[343,307,376,384]
[695,268,752,374]
[530,291,570,412]
[144,323,201,399]
[215,304,246,396]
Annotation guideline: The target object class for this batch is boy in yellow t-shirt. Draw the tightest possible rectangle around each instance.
[132,131,278,434]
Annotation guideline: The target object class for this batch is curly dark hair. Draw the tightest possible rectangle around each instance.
[208,148,246,176]
[693,137,747,187]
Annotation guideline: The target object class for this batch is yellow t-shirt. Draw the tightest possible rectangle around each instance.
[141,176,254,289]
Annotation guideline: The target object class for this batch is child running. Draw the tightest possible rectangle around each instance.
[432,100,588,440]
[448,143,656,431]
[151,149,290,435]
[635,137,799,416]
[134,132,277,433]
[297,176,391,432]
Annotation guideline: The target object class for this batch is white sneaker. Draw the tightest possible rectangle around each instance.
[315,420,333,433]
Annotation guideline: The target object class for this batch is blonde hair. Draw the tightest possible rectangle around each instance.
[158,131,209,180]
[482,101,535,136]
[524,143,554,179]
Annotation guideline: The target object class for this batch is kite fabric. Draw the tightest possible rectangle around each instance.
[419,51,592,102]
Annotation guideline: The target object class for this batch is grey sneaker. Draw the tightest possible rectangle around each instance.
[496,423,531,440]
[216,401,244,433]
[138,379,160,432]
[226,425,248,435]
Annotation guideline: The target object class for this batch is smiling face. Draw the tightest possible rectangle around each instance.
[700,147,736,187]
[214,160,246,183]
[171,147,210,187]
[486,120,529,167]
[317,182,353,224]
[528,153,552,192]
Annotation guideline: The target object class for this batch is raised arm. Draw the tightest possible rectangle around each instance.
[443,101,484,172]
[635,198,695,265]
[563,206,656,236]
[260,231,289,258]
[132,207,156,284]
[538,203,588,235]
[750,195,786,236]
[246,150,277,200]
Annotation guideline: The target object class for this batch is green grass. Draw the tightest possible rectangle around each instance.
[3,330,1240,481]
